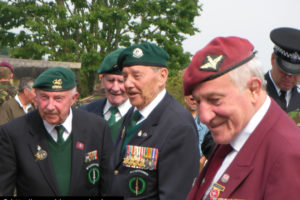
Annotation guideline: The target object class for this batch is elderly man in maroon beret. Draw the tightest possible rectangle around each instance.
[184,36,300,200]
[0,61,16,107]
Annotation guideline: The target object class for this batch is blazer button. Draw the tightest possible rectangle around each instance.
[114,170,119,175]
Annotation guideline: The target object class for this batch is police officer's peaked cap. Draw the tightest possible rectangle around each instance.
[270,27,300,75]
[33,66,76,91]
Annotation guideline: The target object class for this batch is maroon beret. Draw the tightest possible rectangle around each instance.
[0,61,14,73]
[183,36,255,95]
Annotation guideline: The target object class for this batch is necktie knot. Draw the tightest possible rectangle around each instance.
[108,107,119,126]
[215,144,233,158]
[128,110,142,129]
[55,125,65,145]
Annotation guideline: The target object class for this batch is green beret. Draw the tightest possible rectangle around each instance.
[97,48,124,74]
[33,66,76,91]
[118,42,169,69]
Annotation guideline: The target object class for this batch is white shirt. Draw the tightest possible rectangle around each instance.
[135,89,166,124]
[103,99,131,121]
[203,96,271,199]
[43,108,73,142]
[15,95,32,113]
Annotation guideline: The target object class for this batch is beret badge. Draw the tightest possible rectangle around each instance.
[133,48,144,58]
[200,55,224,72]
[52,78,63,89]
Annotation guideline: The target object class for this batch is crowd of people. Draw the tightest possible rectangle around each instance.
[0,27,299,199]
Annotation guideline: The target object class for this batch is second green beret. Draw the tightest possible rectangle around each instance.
[97,48,124,74]
[117,42,169,69]
[33,66,76,91]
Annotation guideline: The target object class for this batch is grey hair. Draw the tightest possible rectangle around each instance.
[229,57,266,91]
[18,77,35,93]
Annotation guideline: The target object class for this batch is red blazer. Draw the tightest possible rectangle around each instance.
[187,99,300,200]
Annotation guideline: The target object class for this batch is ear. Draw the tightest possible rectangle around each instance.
[271,53,277,69]
[71,91,79,104]
[247,77,262,103]
[160,68,168,82]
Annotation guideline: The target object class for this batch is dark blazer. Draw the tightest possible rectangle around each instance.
[265,72,300,113]
[0,108,112,196]
[79,98,106,117]
[110,92,200,200]
[187,99,300,200]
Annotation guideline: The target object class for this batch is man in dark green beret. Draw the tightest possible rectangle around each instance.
[109,43,199,199]
[0,66,112,196]
[80,49,132,142]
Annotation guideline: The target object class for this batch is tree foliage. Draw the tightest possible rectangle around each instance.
[0,0,201,96]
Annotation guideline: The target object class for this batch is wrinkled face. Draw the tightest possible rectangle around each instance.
[271,55,300,91]
[36,89,78,125]
[192,74,253,144]
[184,95,197,112]
[101,74,128,107]
[123,65,167,110]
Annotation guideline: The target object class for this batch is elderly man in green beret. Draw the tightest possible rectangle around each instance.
[109,43,199,199]
[80,49,132,142]
[0,67,112,196]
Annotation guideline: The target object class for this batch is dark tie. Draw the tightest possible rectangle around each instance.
[195,144,233,199]
[55,125,65,145]
[279,90,287,111]
[127,110,142,130]
[108,107,119,126]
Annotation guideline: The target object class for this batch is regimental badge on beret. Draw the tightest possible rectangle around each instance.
[200,55,225,71]
[133,48,144,58]
[52,79,63,89]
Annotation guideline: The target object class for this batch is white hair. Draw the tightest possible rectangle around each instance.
[229,57,266,91]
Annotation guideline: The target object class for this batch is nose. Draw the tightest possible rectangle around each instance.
[198,102,215,125]
[46,98,55,110]
[124,76,134,90]
[111,81,120,92]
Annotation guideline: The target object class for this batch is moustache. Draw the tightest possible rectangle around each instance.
[43,109,59,114]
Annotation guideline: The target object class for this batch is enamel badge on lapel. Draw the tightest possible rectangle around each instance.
[210,183,225,198]
[34,145,47,161]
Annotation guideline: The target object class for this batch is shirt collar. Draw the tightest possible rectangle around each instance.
[15,94,32,113]
[43,108,73,134]
[104,99,131,117]
[137,89,166,121]
[231,96,271,152]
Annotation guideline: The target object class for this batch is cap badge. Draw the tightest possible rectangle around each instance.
[133,48,144,58]
[52,78,63,89]
[291,52,300,63]
[200,55,224,71]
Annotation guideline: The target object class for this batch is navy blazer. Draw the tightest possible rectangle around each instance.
[109,92,200,200]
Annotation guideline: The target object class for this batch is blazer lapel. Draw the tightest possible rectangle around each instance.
[68,109,86,194]
[27,111,60,195]
[217,100,280,197]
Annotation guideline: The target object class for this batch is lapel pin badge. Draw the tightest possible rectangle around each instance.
[35,145,47,161]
